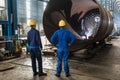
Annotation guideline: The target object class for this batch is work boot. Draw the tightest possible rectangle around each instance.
[33,72,38,76]
[39,72,47,76]
[66,74,71,77]
[55,74,60,77]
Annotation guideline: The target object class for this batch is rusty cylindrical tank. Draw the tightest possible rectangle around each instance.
[43,0,114,51]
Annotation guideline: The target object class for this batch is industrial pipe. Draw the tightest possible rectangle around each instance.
[43,0,114,51]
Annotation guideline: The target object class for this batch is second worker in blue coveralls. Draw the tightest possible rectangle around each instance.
[50,20,76,77]
[27,19,47,76]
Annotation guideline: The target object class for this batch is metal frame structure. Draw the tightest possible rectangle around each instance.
[0,0,18,52]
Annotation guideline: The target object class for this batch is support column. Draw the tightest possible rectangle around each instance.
[7,0,12,52]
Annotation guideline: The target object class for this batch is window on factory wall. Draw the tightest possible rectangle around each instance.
[17,0,47,36]
[0,0,7,21]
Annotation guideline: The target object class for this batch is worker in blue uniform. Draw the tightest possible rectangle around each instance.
[27,19,47,76]
[50,20,76,77]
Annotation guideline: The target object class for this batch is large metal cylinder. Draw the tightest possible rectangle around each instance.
[43,0,114,51]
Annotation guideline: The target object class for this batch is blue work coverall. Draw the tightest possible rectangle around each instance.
[50,28,76,76]
[27,28,43,73]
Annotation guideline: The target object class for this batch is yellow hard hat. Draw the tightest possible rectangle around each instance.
[59,20,66,27]
[29,19,36,26]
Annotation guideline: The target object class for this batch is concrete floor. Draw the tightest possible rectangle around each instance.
[0,37,120,80]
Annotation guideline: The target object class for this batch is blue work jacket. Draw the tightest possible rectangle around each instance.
[50,28,76,49]
[27,28,42,49]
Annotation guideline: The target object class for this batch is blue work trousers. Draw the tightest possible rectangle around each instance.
[56,49,69,75]
[30,48,43,73]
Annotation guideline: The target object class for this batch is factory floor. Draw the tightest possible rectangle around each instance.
[0,36,120,80]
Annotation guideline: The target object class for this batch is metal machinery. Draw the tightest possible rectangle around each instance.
[43,0,114,52]
[0,0,21,61]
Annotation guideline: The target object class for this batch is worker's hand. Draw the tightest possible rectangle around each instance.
[68,43,71,46]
